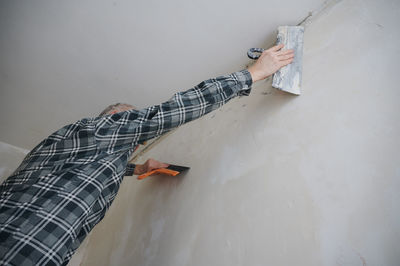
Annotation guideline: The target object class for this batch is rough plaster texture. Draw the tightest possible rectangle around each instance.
[70,0,400,265]
[0,0,324,149]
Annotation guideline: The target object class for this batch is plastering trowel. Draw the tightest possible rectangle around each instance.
[137,164,190,180]
[247,26,304,95]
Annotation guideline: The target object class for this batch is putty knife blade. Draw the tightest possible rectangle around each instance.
[272,26,304,95]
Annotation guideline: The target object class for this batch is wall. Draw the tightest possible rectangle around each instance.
[0,141,29,184]
[72,0,400,265]
[0,0,323,150]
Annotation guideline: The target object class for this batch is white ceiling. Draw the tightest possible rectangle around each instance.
[0,0,324,149]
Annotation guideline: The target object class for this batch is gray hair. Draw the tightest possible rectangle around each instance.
[99,103,136,116]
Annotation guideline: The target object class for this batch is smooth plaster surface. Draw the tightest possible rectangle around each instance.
[0,0,324,149]
[0,141,28,184]
[71,0,400,265]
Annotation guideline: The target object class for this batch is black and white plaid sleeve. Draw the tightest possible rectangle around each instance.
[137,69,253,142]
[94,69,253,153]
[0,69,253,266]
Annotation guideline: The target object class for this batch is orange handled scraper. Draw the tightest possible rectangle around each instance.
[137,164,190,180]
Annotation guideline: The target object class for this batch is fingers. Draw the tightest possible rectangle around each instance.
[160,162,169,168]
[145,158,169,171]
[266,45,294,59]
[277,53,295,60]
[267,43,284,52]
[277,49,294,56]
[275,48,294,61]
[279,58,294,67]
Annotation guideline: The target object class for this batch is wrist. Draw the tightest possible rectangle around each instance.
[248,67,263,82]
[133,164,145,175]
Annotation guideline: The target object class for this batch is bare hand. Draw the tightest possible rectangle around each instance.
[133,158,169,175]
[248,44,294,82]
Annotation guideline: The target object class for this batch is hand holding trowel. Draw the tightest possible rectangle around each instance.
[247,26,304,95]
[134,158,190,180]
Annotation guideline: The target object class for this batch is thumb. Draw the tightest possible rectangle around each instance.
[146,159,169,171]
[158,162,169,169]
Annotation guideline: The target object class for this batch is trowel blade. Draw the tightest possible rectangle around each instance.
[272,26,304,95]
[167,164,190,173]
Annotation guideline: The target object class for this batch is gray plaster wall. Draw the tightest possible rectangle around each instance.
[72,0,400,265]
[0,0,323,149]
[0,141,28,184]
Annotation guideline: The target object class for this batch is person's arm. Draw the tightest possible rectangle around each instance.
[95,69,252,152]
[133,68,253,143]
[135,44,295,143]
[95,45,294,152]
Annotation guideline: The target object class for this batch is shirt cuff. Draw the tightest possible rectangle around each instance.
[233,69,253,96]
[125,163,136,176]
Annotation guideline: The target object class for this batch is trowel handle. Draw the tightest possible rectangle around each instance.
[247,48,265,60]
[137,168,180,180]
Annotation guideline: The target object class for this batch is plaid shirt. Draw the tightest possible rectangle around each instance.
[0,69,253,265]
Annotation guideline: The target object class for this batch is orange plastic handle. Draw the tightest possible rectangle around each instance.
[137,168,180,180]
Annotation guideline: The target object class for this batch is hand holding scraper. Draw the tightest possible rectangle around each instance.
[134,159,190,180]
